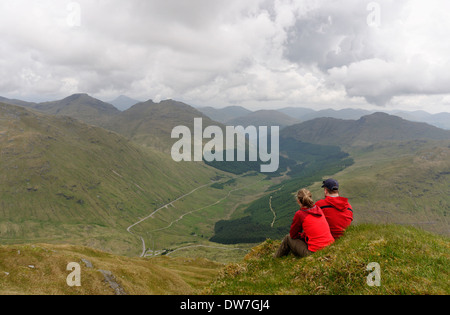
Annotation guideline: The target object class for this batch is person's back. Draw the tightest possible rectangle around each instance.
[291,205,335,252]
[315,179,353,240]
[275,189,334,258]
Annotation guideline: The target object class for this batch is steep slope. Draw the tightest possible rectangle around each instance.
[207,224,449,295]
[282,112,450,147]
[34,94,120,126]
[0,102,220,255]
[4,95,227,155]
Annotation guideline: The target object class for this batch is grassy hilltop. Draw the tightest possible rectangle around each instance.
[207,224,449,295]
[0,224,448,295]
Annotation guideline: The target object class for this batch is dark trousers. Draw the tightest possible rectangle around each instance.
[274,235,313,258]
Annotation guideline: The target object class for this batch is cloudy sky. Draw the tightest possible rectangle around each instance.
[1,0,450,113]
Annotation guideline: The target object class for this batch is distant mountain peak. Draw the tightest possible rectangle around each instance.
[65,93,90,100]
[108,95,141,111]
[33,93,120,126]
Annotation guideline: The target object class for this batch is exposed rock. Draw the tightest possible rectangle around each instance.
[81,259,93,269]
[98,270,127,295]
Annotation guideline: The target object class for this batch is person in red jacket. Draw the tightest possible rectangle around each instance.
[315,179,353,240]
[274,189,335,258]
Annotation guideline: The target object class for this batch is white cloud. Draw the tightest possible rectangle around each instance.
[0,0,449,113]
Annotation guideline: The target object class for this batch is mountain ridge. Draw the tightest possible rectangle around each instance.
[197,106,252,124]
[103,99,226,152]
[227,110,300,129]
[282,112,450,147]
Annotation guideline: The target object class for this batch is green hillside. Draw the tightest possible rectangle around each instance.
[3,95,229,155]
[207,224,449,295]
[0,102,221,255]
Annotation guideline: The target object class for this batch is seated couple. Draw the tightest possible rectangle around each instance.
[275,179,353,258]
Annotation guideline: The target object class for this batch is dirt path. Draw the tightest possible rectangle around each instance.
[269,196,276,228]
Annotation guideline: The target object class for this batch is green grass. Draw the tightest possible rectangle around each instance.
[2,224,447,295]
[206,224,450,295]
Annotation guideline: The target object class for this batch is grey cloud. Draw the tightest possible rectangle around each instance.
[283,0,450,107]
[0,0,449,113]
[284,0,375,70]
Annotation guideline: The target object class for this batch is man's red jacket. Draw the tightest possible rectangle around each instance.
[315,196,353,239]
[290,205,335,252]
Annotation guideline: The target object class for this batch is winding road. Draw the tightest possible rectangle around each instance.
[127,175,266,258]
[145,178,265,257]
[126,181,215,257]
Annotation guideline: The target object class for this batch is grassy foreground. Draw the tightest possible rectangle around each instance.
[206,224,449,295]
[0,243,222,295]
[0,224,448,295]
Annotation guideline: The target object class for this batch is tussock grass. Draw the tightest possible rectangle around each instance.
[0,243,222,295]
[206,224,450,295]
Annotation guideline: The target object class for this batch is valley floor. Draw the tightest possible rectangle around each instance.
[128,172,274,263]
